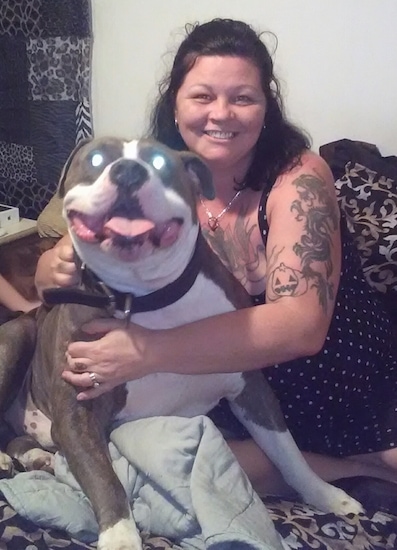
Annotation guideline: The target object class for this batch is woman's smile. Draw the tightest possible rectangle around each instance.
[204,130,237,140]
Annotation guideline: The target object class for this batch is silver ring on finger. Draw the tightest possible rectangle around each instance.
[89,372,100,388]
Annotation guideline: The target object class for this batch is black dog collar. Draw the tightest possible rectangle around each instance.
[43,232,204,319]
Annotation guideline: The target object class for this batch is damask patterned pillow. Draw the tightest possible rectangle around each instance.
[335,161,397,294]
[320,140,397,321]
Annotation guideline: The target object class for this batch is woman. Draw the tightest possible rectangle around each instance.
[35,18,397,496]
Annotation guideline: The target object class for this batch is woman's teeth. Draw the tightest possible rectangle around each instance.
[205,130,235,139]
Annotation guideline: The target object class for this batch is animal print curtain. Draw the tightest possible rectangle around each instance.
[0,0,93,219]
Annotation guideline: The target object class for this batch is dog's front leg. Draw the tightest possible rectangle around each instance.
[50,378,142,550]
[229,371,363,516]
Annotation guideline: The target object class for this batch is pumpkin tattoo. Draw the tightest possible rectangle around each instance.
[268,262,308,298]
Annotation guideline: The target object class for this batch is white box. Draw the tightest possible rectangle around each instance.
[0,204,20,228]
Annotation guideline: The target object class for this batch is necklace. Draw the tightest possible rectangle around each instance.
[200,189,242,231]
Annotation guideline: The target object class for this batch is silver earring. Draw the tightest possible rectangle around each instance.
[175,118,179,131]
[263,124,266,130]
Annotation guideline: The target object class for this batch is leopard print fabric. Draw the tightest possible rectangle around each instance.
[0,0,92,219]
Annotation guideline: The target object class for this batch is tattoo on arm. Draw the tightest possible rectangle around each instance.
[267,253,308,302]
[268,174,339,313]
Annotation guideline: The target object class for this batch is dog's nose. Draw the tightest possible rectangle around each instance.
[109,159,148,190]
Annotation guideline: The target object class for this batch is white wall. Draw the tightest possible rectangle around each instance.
[90,0,397,156]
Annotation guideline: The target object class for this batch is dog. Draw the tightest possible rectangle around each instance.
[0,137,362,550]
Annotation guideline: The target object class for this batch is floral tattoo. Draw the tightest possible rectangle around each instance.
[268,174,339,312]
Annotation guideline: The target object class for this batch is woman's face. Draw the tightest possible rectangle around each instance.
[175,55,267,180]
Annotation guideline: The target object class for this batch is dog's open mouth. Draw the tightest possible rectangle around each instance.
[67,210,183,254]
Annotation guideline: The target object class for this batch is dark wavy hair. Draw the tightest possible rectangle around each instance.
[148,18,311,191]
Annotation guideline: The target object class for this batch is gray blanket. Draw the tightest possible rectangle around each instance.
[0,415,286,550]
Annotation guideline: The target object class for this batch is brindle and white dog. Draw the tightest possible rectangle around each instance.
[0,138,362,550]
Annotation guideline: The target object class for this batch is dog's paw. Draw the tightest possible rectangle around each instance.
[305,483,364,516]
[17,448,55,474]
[325,485,364,515]
[0,451,14,479]
[97,518,142,550]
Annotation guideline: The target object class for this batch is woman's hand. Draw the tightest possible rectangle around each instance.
[35,235,78,298]
[62,318,154,400]
[49,242,79,288]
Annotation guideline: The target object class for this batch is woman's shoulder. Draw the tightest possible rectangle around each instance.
[271,150,334,192]
[287,149,333,180]
[300,149,333,176]
[265,150,337,218]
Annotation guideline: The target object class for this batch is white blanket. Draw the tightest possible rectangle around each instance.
[0,415,286,550]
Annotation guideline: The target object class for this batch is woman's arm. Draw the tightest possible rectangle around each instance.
[34,234,78,298]
[0,274,41,312]
[63,152,341,399]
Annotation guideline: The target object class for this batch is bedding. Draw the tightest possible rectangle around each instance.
[0,414,396,550]
[0,493,396,550]
[0,416,282,550]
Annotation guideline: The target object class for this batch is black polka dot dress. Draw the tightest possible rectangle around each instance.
[257,205,397,457]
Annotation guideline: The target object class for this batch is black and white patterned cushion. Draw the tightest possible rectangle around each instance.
[320,139,397,322]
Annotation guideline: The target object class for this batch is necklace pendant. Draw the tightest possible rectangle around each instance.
[208,216,219,231]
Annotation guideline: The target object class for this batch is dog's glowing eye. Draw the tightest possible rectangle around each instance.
[91,153,104,168]
[152,155,166,170]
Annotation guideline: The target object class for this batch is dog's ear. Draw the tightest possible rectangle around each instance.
[58,138,92,197]
[179,152,215,200]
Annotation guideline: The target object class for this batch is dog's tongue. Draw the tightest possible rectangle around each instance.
[104,217,155,237]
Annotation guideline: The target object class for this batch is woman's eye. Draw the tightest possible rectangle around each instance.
[193,94,212,102]
[235,95,253,105]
